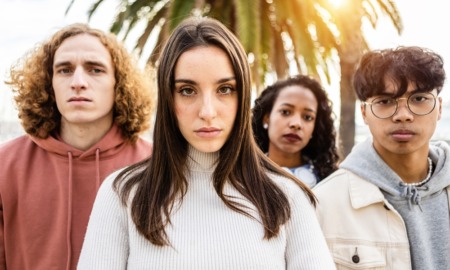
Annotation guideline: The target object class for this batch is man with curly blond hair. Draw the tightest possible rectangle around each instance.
[0,23,154,270]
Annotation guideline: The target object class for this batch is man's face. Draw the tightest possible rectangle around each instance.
[52,34,116,130]
[362,80,442,159]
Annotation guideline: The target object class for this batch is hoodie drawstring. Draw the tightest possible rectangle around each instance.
[400,183,429,211]
[66,151,73,270]
[65,149,101,269]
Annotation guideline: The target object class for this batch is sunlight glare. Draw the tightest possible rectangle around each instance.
[328,0,344,8]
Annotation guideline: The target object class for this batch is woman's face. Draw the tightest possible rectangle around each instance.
[264,85,318,158]
[173,45,238,153]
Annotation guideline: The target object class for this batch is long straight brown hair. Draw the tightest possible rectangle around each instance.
[114,16,315,246]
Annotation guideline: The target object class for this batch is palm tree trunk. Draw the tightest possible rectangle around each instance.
[339,60,357,157]
[337,13,364,158]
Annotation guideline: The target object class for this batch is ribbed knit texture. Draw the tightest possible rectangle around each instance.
[78,148,335,270]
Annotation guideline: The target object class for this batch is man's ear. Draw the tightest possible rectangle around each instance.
[437,96,443,120]
[361,103,369,125]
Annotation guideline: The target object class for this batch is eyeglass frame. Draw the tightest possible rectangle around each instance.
[362,91,438,119]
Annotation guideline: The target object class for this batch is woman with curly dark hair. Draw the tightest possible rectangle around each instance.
[252,75,340,187]
[0,23,154,270]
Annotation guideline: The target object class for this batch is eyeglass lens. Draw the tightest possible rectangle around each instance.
[370,92,436,119]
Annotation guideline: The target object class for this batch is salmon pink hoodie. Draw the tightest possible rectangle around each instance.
[0,124,152,270]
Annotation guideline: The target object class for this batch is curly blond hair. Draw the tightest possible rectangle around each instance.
[6,23,154,142]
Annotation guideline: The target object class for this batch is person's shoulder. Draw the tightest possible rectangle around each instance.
[268,171,296,189]
[268,171,311,201]
[101,164,145,194]
[131,136,152,152]
[97,167,127,198]
[135,136,152,146]
[0,134,31,151]
[0,135,35,174]
[430,140,450,152]
[314,168,352,187]
[313,169,354,198]
[118,136,152,160]
[0,135,34,159]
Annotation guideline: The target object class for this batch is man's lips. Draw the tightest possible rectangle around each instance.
[68,97,91,102]
[391,129,416,141]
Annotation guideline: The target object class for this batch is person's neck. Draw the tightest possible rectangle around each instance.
[267,147,303,168]
[60,120,113,151]
[379,151,430,184]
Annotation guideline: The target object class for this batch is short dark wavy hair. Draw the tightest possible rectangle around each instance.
[6,23,154,142]
[353,46,446,100]
[252,75,340,180]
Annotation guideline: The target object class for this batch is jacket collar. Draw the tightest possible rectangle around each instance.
[349,176,385,209]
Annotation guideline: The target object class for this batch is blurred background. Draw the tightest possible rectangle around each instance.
[1,0,449,156]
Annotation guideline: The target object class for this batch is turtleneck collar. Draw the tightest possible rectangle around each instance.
[186,146,219,173]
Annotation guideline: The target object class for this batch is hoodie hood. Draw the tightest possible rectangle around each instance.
[30,124,126,159]
[340,138,450,270]
[341,138,450,208]
[30,124,127,269]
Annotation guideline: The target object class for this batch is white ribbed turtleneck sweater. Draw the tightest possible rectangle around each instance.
[78,148,335,269]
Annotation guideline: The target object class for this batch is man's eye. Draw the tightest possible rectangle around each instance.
[374,98,394,106]
[410,94,429,103]
[58,68,72,74]
[91,68,103,74]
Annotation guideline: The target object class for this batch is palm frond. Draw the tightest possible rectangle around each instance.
[169,0,197,31]
[135,5,169,56]
[373,0,403,34]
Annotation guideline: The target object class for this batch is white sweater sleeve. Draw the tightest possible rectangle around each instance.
[282,179,336,270]
[78,171,129,270]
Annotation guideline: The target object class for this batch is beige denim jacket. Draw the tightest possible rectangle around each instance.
[314,169,450,270]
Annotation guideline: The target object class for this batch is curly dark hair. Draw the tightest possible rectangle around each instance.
[252,75,340,180]
[6,23,154,142]
[353,46,446,100]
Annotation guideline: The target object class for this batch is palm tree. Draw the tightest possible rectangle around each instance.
[66,0,402,156]
[323,0,403,156]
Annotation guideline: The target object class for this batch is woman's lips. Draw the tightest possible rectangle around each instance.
[283,133,301,143]
[195,127,221,138]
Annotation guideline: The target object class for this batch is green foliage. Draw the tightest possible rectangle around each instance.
[66,0,402,92]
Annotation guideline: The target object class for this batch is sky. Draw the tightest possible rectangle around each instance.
[1,0,450,127]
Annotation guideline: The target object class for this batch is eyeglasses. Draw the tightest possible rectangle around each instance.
[362,92,437,119]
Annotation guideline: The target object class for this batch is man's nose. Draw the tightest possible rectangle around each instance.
[71,67,88,90]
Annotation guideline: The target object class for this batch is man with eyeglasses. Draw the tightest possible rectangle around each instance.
[314,46,450,270]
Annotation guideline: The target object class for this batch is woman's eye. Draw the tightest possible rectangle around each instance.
[218,86,234,95]
[304,115,315,121]
[279,109,290,116]
[179,87,195,96]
